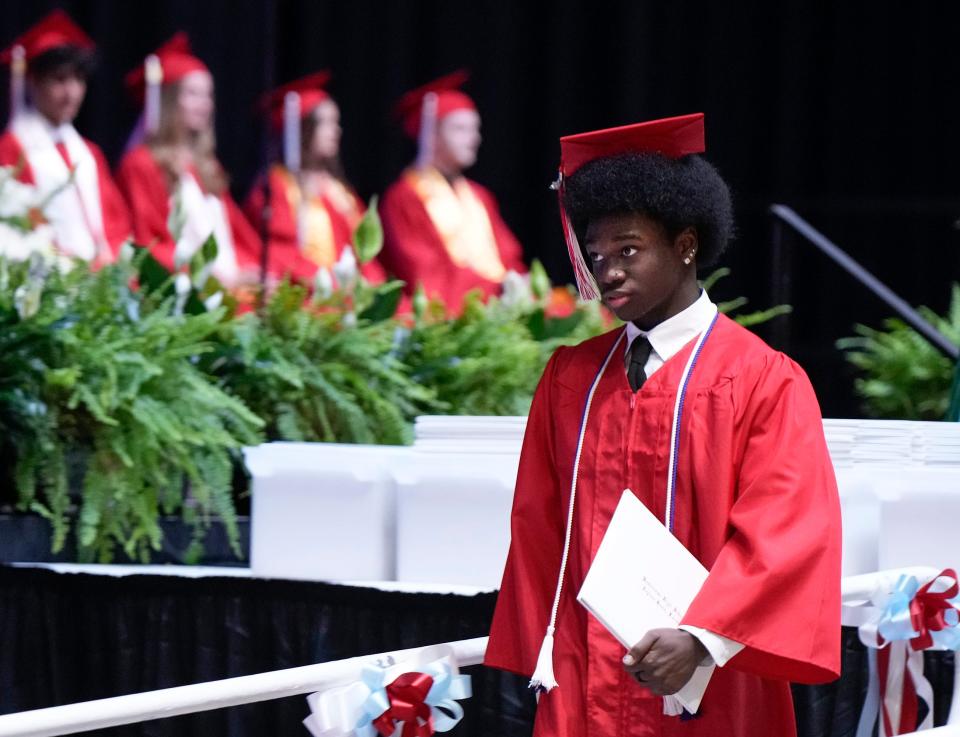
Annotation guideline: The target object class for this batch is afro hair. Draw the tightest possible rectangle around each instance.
[562,152,734,267]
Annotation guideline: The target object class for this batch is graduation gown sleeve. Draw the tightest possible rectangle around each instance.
[680,351,842,684]
[0,131,34,183]
[469,180,526,274]
[115,145,177,269]
[485,346,569,676]
[87,140,131,256]
[223,189,262,273]
[243,170,319,283]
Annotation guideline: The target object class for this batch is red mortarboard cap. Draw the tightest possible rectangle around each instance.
[124,32,209,102]
[393,70,476,139]
[559,113,705,179]
[0,9,95,65]
[261,70,333,130]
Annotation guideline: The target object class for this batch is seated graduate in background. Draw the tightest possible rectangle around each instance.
[243,71,386,287]
[485,114,841,737]
[378,71,525,313]
[0,10,130,264]
[115,33,260,288]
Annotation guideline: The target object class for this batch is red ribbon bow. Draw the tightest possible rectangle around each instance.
[373,672,435,737]
[909,568,960,651]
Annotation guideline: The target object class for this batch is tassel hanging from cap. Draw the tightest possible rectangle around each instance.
[9,45,25,121]
[555,174,600,301]
[415,91,438,171]
[283,91,302,175]
[144,54,163,135]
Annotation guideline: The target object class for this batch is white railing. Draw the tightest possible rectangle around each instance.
[3,567,960,737]
[0,637,488,737]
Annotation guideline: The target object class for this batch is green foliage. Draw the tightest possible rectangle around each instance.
[396,262,611,416]
[1,255,263,562]
[703,267,793,327]
[0,227,790,561]
[837,284,960,420]
[208,281,438,445]
[948,362,960,422]
[353,196,384,265]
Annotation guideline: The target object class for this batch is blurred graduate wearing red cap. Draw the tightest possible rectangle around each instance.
[115,33,260,288]
[243,71,386,286]
[378,71,525,312]
[485,114,841,736]
[0,9,130,263]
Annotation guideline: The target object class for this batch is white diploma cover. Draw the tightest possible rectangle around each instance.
[577,489,714,713]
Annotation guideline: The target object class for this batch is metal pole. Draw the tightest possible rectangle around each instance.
[769,204,959,362]
[769,214,791,351]
[0,637,488,737]
[257,0,278,307]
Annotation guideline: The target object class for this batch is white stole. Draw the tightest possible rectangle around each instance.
[174,173,239,286]
[10,110,107,261]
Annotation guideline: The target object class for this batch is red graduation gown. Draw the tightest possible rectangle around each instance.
[243,166,386,285]
[115,145,261,274]
[485,315,841,737]
[378,171,525,313]
[0,129,131,259]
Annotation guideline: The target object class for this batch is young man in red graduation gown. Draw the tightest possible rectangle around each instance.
[115,33,260,288]
[244,71,386,286]
[378,71,525,313]
[0,10,130,263]
[485,114,841,736]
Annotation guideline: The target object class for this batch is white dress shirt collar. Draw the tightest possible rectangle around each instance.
[624,290,718,365]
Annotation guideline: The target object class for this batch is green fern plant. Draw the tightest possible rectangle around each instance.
[208,281,438,445]
[2,254,264,562]
[837,284,960,419]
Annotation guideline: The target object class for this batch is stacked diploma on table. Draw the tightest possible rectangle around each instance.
[823,418,960,468]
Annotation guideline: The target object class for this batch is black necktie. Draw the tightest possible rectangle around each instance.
[626,336,653,392]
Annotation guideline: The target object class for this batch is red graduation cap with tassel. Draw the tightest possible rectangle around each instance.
[392,70,477,140]
[1,10,96,120]
[124,32,209,135]
[259,70,333,174]
[554,113,706,302]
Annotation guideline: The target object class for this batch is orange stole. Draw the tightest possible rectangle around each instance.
[403,167,506,282]
[274,167,360,269]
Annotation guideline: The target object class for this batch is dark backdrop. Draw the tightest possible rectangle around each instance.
[3,0,960,416]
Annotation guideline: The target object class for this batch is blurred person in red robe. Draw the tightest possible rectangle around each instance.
[244,71,385,287]
[378,71,524,313]
[115,33,259,288]
[485,114,841,737]
[0,10,130,264]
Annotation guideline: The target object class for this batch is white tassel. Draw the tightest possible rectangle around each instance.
[144,55,163,135]
[415,92,438,171]
[529,626,558,692]
[10,45,25,121]
[283,91,301,174]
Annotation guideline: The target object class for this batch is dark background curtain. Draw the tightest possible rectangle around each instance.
[0,566,954,736]
[2,1,960,414]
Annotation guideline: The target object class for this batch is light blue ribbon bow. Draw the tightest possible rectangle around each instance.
[876,574,921,644]
[874,574,960,650]
[353,665,392,737]
[422,660,472,732]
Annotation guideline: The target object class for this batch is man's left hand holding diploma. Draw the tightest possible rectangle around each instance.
[622,628,708,695]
